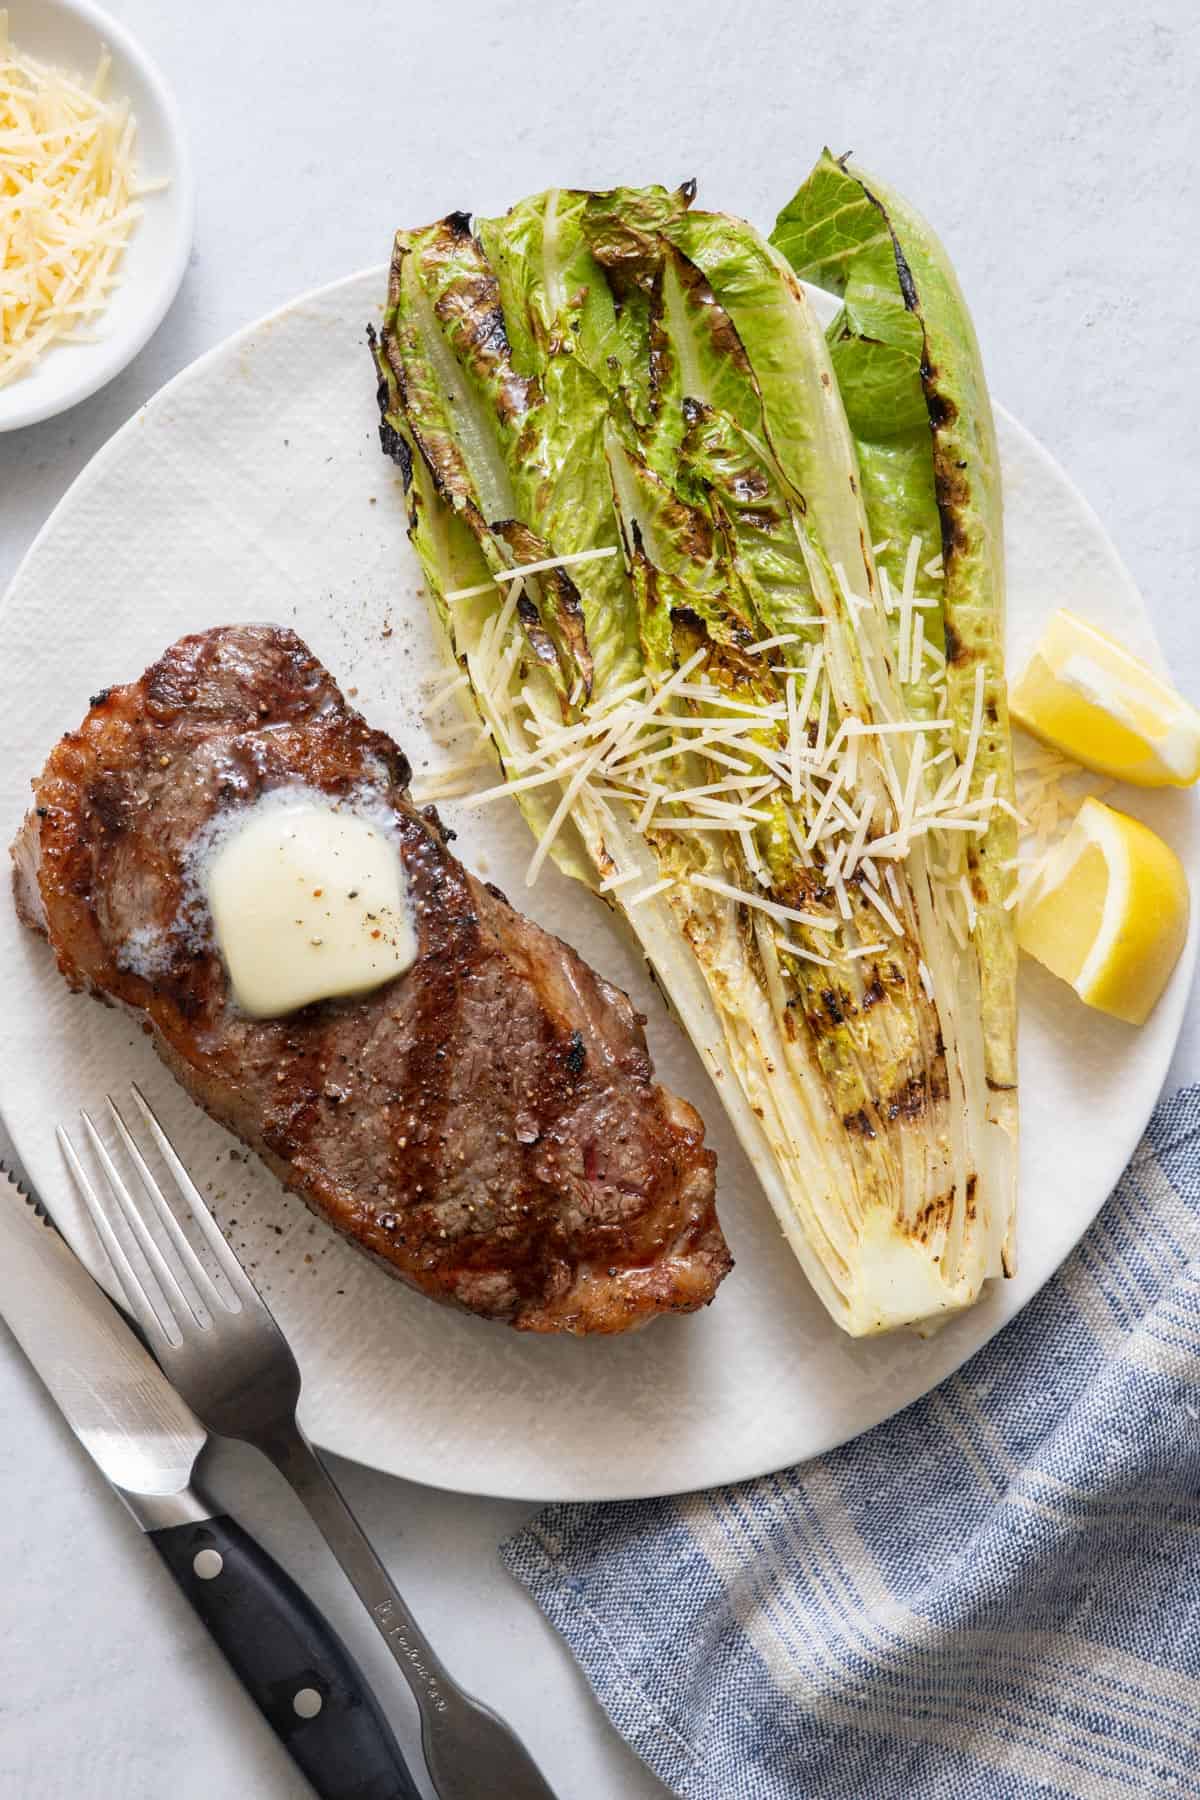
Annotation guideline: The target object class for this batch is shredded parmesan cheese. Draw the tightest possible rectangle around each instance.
[745,632,804,657]
[494,546,617,583]
[897,536,921,683]
[636,784,662,832]
[862,877,902,936]
[444,580,496,603]
[779,939,838,969]
[426,669,470,710]
[447,546,619,602]
[0,20,159,387]
[688,873,834,932]
[627,876,675,906]
[418,515,1027,1008]
[910,610,925,683]
[597,866,641,893]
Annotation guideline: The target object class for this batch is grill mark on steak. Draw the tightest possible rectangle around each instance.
[12,625,730,1333]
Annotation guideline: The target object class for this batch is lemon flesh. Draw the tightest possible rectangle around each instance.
[1019,796,1190,1025]
[1010,610,1200,787]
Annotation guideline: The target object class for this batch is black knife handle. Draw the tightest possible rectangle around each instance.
[150,1515,422,1800]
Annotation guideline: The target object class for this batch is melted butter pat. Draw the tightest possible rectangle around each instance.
[206,800,417,1018]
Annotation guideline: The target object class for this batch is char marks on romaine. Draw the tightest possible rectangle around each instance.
[372,173,1017,1337]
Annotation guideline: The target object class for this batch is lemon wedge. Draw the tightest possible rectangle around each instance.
[1018,796,1189,1024]
[1010,609,1200,787]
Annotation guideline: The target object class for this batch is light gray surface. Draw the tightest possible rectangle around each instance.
[1,1,1197,1795]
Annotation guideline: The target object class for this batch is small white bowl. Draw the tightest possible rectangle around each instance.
[0,0,194,432]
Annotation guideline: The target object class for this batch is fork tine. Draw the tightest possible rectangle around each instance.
[105,1096,223,1324]
[57,1123,180,1350]
[79,1110,201,1345]
[130,1083,262,1310]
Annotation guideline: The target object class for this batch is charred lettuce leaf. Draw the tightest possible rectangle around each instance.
[773,151,1017,1263]
[374,177,1017,1332]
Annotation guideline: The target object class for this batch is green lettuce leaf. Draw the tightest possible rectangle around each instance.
[773,150,1017,1250]
[374,176,1017,1331]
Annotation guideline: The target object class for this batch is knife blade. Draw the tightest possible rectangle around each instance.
[0,1160,421,1800]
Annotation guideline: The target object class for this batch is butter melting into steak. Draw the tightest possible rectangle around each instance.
[12,626,730,1333]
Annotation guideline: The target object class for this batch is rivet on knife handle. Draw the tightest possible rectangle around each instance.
[63,1086,559,1800]
[150,1512,423,1800]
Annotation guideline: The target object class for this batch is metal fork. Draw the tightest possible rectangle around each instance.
[61,1086,558,1800]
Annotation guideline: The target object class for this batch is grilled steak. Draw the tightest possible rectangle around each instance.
[11,625,730,1332]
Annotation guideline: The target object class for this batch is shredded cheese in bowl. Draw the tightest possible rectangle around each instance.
[0,9,162,389]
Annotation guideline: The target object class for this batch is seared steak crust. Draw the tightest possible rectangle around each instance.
[13,626,730,1332]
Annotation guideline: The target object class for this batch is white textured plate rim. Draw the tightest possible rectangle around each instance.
[1,266,1193,1503]
[0,0,195,432]
[1,268,379,579]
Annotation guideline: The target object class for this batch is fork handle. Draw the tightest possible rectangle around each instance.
[261,1420,558,1800]
[151,1513,422,1800]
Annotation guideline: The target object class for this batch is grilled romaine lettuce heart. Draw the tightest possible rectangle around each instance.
[773,149,1018,1273]
[373,172,1017,1336]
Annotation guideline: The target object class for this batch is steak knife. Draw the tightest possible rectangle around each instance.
[0,1161,421,1800]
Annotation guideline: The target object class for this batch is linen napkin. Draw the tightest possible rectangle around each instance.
[503,1087,1200,1800]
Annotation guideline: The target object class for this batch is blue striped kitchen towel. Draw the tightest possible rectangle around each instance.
[502,1087,1200,1800]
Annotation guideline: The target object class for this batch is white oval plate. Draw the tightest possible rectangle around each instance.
[0,270,1194,1501]
[0,0,193,432]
